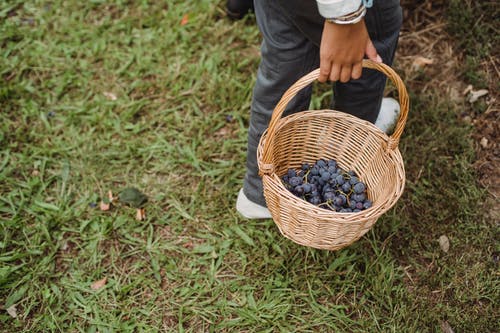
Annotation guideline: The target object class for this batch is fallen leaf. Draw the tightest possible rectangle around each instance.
[103,92,117,101]
[462,84,473,95]
[118,188,147,208]
[6,304,17,318]
[462,115,472,124]
[439,235,450,253]
[136,208,146,221]
[412,56,434,70]
[100,200,110,211]
[183,241,194,249]
[180,14,189,26]
[480,137,488,149]
[468,89,488,103]
[108,190,114,203]
[215,126,231,138]
[91,277,107,290]
[441,321,454,333]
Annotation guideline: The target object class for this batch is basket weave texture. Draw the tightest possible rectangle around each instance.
[257,60,409,251]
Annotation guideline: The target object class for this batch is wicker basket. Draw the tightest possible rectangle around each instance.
[257,60,409,251]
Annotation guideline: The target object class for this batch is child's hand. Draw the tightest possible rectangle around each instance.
[318,19,382,83]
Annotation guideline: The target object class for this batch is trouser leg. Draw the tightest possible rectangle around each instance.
[243,0,320,207]
[333,1,403,122]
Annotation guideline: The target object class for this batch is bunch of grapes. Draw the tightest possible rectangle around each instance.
[281,158,372,213]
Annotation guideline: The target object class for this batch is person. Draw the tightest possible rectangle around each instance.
[236,0,403,219]
[225,0,254,20]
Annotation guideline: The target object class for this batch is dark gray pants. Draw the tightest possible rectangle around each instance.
[243,0,403,206]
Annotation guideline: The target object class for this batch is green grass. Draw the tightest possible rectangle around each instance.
[1,1,498,332]
[446,0,499,88]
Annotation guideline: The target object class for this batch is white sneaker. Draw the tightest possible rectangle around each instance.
[236,189,272,219]
[374,97,400,134]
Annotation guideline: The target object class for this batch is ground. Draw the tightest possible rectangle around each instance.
[0,0,498,332]
[398,0,499,222]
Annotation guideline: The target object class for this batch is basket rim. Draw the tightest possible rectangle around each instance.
[258,109,398,177]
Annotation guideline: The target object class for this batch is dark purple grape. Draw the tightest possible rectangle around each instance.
[289,176,302,187]
[363,200,372,209]
[334,194,347,206]
[288,169,297,178]
[294,185,304,195]
[328,159,337,169]
[322,174,331,183]
[324,191,335,201]
[302,183,312,193]
[353,182,366,194]
[352,193,366,202]
[335,174,345,186]
[355,201,363,210]
[349,176,359,185]
[310,196,321,205]
[301,163,310,171]
[349,200,357,209]
[317,159,327,168]
[341,182,351,193]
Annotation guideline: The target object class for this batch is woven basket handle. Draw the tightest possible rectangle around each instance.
[262,60,409,165]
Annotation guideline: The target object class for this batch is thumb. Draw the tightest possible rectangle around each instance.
[365,39,382,63]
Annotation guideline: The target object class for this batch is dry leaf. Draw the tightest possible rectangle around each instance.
[412,56,434,70]
[103,92,117,101]
[136,208,146,221]
[99,190,114,211]
[7,305,17,318]
[441,321,454,333]
[91,277,107,290]
[468,89,488,103]
[215,126,231,138]
[183,241,194,249]
[462,84,473,95]
[99,201,110,211]
[480,137,488,149]
[180,14,189,26]
[439,235,450,253]
[108,190,114,203]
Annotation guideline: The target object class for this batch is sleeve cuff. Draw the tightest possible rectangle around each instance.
[316,0,362,19]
